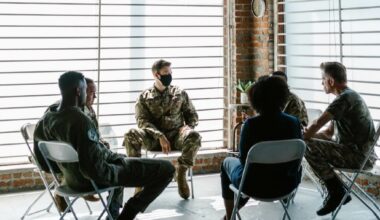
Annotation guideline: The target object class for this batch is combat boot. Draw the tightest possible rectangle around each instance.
[176,165,190,199]
[317,176,352,216]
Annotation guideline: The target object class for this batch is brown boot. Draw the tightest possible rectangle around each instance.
[176,165,190,199]
[54,193,68,213]
[83,195,100,202]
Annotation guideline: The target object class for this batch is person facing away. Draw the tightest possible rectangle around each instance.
[46,77,110,148]
[271,71,309,127]
[303,62,376,216]
[220,76,303,220]
[33,71,175,220]
[123,59,201,200]
[42,77,108,209]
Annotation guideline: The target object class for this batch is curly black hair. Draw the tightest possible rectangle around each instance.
[248,75,290,114]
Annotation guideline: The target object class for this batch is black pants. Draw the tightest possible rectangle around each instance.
[108,158,175,218]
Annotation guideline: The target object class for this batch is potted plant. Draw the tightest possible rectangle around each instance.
[236,79,254,104]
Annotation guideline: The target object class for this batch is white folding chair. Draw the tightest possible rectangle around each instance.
[145,150,195,199]
[331,125,380,220]
[230,139,306,220]
[38,141,118,220]
[20,123,59,219]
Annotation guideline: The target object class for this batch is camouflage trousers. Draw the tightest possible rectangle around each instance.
[305,138,374,182]
[123,128,201,167]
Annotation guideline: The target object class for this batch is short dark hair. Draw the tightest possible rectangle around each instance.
[85,77,94,85]
[272,71,287,81]
[152,59,171,73]
[249,75,290,114]
[320,62,347,83]
[58,71,85,92]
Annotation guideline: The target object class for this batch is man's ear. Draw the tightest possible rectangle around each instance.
[153,71,160,79]
[328,77,335,87]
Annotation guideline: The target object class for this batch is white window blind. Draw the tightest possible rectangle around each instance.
[275,0,380,153]
[0,0,225,165]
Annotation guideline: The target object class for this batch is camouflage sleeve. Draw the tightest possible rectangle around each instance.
[181,90,199,128]
[75,117,124,185]
[284,98,309,127]
[135,94,163,139]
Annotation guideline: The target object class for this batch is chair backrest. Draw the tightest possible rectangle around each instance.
[373,124,380,148]
[306,108,323,126]
[237,139,306,200]
[362,123,380,166]
[238,139,306,200]
[21,123,37,161]
[21,123,36,141]
[246,139,306,164]
[38,141,79,163]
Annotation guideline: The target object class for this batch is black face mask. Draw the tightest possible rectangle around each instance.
[159,74,172,87]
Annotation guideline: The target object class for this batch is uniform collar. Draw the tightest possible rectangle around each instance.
[151,84,172,98]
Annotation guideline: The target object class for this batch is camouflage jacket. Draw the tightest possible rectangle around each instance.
[34,106,126,190]
[283,92,309,127]
[135,85,199,139]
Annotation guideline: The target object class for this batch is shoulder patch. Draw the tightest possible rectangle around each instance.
[87,128,99,142]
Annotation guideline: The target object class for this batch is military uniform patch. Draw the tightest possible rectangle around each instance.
[88,128,99,142]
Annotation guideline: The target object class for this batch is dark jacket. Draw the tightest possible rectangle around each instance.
[34,106,126,190]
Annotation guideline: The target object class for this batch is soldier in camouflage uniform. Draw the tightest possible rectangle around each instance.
[304,62,376,216]
[123,59,202,199]
[34,71,175,220]
[83,77,111,149]
[272,71,309,127]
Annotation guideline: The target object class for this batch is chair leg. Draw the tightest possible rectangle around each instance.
[84,199,93,215]
[98,190,115,220]
[280,200,291,220]
[21,189,47,219]
[231,193,241,220]
[46,202,54,213]
[333,172,380,220]
[352,181,380,212]
[59,197,79,220]
[332,172,360,220]
[304,166,324,197]
[21,181,58,219]
[97,191,114,220]
[237,212,242,220]
[350,189,380,220]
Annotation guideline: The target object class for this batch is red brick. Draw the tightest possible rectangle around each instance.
[12,179,34,188]
[366,187,379,196]
[22,172,33,178]
[12,173,21,179]
[0,174,11,180]
[0,181,11,188]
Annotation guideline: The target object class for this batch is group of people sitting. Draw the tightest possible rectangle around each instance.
[31,59,376,220]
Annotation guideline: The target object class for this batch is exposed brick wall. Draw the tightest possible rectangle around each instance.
[0,165,54,193]
[0,151,227,194]
[224,0,275,148]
